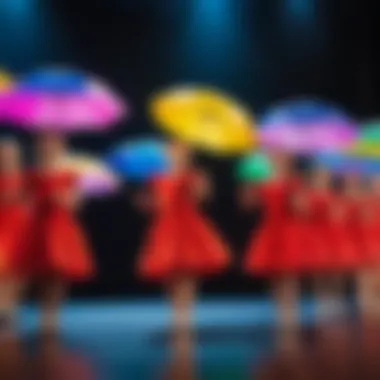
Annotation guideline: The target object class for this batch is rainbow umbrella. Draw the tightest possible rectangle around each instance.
[58,153,120,197]
[349,120,380,158]
[6,67,127,132]
[235,152,273,182]
[259,98,357,153]
[149,86,255,156]
[105,138,171,181]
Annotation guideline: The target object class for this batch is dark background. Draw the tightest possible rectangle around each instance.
[0,0,379,297]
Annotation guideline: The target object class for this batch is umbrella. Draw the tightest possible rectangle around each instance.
[0,70,14,119]
[259,98,357,153]
[58,153,120,197]
[6,67,127,132]
[149,86,255,156]
[315,151,380,175]
[349,120,380,158]
[106,138,170,181]
[235,152,273,182]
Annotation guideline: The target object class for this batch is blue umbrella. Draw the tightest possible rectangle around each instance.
[106,138,171,181]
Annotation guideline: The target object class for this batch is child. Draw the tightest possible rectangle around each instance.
[242,151,307,342]
[137,141,229,328]
[28,134,94,331]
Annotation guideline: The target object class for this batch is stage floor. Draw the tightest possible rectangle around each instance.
[14,298,346,379]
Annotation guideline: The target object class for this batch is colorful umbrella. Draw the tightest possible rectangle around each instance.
[235,152,273,182]
[105,138,170,181]
[0,71,14,119]
[349,120,380,158]
[58,153,120,197]
[149,86,255,156]
[259,99,357,153]
[315,151,380,175]
[6,67,127,132]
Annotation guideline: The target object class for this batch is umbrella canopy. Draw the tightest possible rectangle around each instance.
[315,151,380,175]
[349,120,380,158]
[149,86,255,156]
[58,153,120,197]
[106,138,171,181]
[259,98,357,153]
[0,70,14,119]
[235,152,273,182]
[6,67,127,132]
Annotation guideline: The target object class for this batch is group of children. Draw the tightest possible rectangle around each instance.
[0,130,379,333]
[243,151,380,330]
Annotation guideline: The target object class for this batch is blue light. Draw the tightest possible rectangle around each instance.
[189,0,232,32]
[0,0,64,69]
[279,0,324,54]
[286,0,316,19]
[173,0,250,82]
[1,0,35,17]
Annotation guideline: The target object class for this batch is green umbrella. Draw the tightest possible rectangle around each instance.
[235,152,273,182]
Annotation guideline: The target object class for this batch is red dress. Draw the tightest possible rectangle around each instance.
[27,170,94,281]
[306,190,358,272]
[0,173,30,276]
[244,178,310,275]
[306,189,334,271]
[326,195,359,270]
[138,172,230,281]
[351,196,380,266]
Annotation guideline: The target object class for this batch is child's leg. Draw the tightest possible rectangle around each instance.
[39,278,66,332]
[168,276,196,329]
[272,275,300,330]
[313,275,331,324]
[315,274,347,323]
[3,277,25,329]
[357,270,374,320]
[271,275,300,352]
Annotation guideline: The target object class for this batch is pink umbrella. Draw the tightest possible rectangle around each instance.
[6,67,128,132]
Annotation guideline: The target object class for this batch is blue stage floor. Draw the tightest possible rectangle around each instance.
[15,298,338,379]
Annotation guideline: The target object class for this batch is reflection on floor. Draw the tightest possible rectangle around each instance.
[0,298,368,379]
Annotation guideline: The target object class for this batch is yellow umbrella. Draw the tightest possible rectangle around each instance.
[0,71,13,92]
[149,86,255,155]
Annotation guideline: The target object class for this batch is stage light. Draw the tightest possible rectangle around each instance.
[286,0,316,19]
[0,0,36,19]
[282,0,318,30]
[279,0,325,51]
[0,0,61,68]
[174,0,250,82]
[188,0,233,31]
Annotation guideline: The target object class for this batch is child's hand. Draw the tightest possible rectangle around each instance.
[192,170,211,201]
